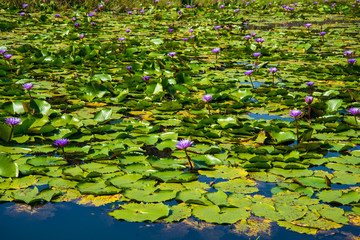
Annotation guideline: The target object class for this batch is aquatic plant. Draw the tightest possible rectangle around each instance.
[244,70,254,89]
[289,110,302,143]
[176,139,194,169]
[202,94,213,115]
[54,138,69,160]
[5,117,21,142]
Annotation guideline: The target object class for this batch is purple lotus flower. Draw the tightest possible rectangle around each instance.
[126,66,133,70]
[306,82,314,86]
[349,107,360,115]
[246,2,250,5]
[22,4,28,8]
[6,118,21,126]
[253,52,261,57]
[19,12,25,16]
[212,48,220,53]
[88,13,94,17]
[234,9,240,12]
[319,32,326,36]
[189,29,194,33]
[54,138,69,147]
[23,83,34,90]
[94,9,98,12]
[3,54,12,59]
[118,37,125,41]
[98,4,104,8]
[0,49,7,54]
[219,5,224,8]
[344,51,354,56]
[294,3,298,6]
[269,3,272,5]
[168,52,176,57]
[177,11,182,15]
[75,23,81,27]
[55,14,60,18]
[348,59,357,64]
[125,29,131,33]
[289,110,302,117]
[244,70,253,75]
[281,4,286,8]
[245,35,251,40]
[331,3,336,7]
[139,10,145,14]
[255,38,265,43]
[143,76,151,81]
[168,29,174,32]
[214,26,221,30]
[288,7,295,10]
[250,33,256,37]
[182,38,188,41]
[305,23,312,28]
[269,67,277,73]
[175,139,193,149]
[128,11,133,14]
[72,17,76,21]
[91,22,96,26]
[305,96,314,104]
[190,35,194,39]
[202,94,212,102]
[314,2,318,5]
[79,34,84,39]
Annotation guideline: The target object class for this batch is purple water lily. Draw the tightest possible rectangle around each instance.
[6,117,21,142]
[118,37,125,41]
[127,11,133,14]
[290,110,302,143]
[55,14,60,18]
[290,110,302,118]
[219,5,224,8]
[54,138,69,160]
[23,83,33,90]
[22,4,28,8]
[235,9,240,12]
[305,23,312,28]
[269,68,277,84]
[305,96,313,104]
[79,34,84,39]
[19,12,25,16]
[168,29,174,32]
[245,35,251,40]
[189,29,194,33]
[139,10,145,14]
[0,49,6,54]
[344,51,354,57]
[6,117,21,126]
[253,52,261,57]
[349,107,360,125]
[125,29,131,33]
[54,138,69,147]
[348,59,357,64]
[212,48,220,54]
[176,139,194,168]
[244,70,255,88]
[250,33,256,37]
[91,22,96,26]
[306,96,314,122]
[72,17,76,21]
[75,22,81,27]
[182,38,188,41]
[142,76,151,81]
[214,26,221,30]
[202,94,212,102]
[255,38,265,43]
[319,32,326,36]
[168,52,176,57]
[126,66,133,70]
[88,13,94,17]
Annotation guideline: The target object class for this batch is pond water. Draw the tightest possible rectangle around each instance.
[1,202,359,240]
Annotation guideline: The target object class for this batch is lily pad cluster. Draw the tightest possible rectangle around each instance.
[0,0,360,237]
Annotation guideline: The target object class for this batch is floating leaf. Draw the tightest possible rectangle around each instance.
[108,203,169,222]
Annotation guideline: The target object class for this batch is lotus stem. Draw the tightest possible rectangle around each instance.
[295,118,299,144]
[249,76,254,89]
[308,105,311,123]
[355,115,358,126]
[207,102,211,116]
[8,125,14,142]
[184,149,194,169]
[61,147,67,160]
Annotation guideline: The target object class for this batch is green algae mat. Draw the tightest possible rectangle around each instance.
[1,0,360,238]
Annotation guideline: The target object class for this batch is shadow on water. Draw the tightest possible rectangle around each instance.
[247,113,294,122]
